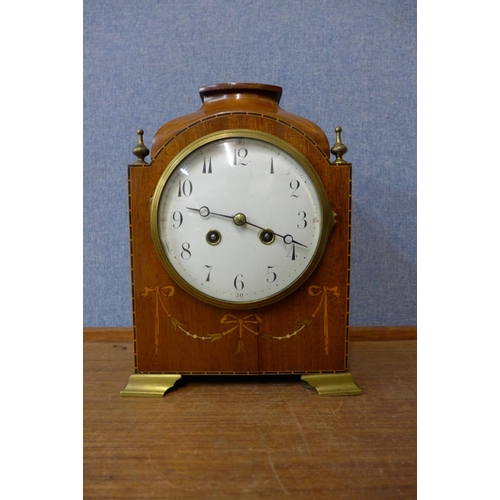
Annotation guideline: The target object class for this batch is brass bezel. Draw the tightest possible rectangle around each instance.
[150,129,334,309]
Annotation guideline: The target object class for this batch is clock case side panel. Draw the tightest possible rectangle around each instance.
[127,165,142,373]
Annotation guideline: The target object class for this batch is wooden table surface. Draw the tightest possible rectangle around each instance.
[84,338,416,499]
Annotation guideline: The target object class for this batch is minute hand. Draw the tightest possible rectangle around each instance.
[186,206,307,248]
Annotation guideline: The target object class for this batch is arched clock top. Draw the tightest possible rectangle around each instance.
[150,83,331,158]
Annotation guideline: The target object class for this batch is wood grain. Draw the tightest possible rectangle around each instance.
[84,337,416,499]
[83,325,417,342]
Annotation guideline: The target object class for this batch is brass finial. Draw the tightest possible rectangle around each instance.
[331,126,348,164]
[132,129,150,165]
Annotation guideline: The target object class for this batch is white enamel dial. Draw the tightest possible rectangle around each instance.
[151,130,332,309]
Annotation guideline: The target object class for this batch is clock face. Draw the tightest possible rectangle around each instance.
[150,130,333,309]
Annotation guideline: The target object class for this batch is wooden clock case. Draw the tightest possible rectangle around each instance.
[121,83,360,397]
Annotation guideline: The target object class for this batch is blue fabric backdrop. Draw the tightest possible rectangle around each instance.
[83,0,416,327]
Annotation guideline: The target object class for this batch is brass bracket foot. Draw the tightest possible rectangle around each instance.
[120,374,182,397]
[301,372,361,396]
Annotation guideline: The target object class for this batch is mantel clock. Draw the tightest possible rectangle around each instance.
[121,83,360,397]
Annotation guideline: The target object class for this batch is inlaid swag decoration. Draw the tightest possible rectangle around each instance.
[142,283,340,355]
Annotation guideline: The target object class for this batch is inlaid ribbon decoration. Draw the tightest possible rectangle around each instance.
[209,314,262,354]
[308,285,341,355]
[142,285,175,354]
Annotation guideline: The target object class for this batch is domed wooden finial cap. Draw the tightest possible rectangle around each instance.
[132,129,150,165]
[331,126,348,164]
